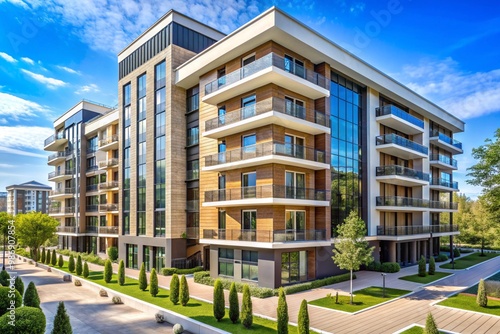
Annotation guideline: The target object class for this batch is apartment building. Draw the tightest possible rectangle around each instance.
[0,192,6,212]
[45,100,119,254]
[6,181,51,215]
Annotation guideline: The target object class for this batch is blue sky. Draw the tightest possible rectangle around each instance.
[0,0,499,199]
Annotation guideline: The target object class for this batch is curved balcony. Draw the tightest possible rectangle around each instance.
[430,178,459,192]
[49,188,75,200]
[50,206,75,217]
[376,165,429,187]
[47,151,65,165]
[203,53,329,105]
[203,97,329,139]
[203,141,329,172]
[375,134,428,160]
[99,134,119,151]
[376,105,424,135]
[44,132,67,151]
[48,169,74,182]
[203,185,328,207]
[429,130,463,155]
[98,158,119,170]
[376,196,458,212]
[429,154,458,170]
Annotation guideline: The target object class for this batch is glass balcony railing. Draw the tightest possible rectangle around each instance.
[376,134,428,155]
[98,181,119,190]
[204,53,328,95]
[86,226,98,233]
[376,224,458,236]
[48,169,74,179]
[429,154,458,168]
[376,196,458,210]
[44,132,65,147]
[376,105,424,129]
[99,134,119,147]
[430,178,459,190]
[186,134,199,147]
[205,185,327,203]
[205,141,326,167]
[48,151,65,162]
[202,228,326,242]
[376,165,429,182]
[99,203,119,212]
[186,169,199,181]
[57,226,76,233]
[51,188,75,196]
[205,97,328,132]
[99,226,119,234]
[430,130,462,150]
[186,200,199,212]
[86,184,98,192]
[98,158,119,169]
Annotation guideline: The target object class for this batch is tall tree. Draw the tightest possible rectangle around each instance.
[15,212,58,262]
[470,197,498,255]
[0,212,14,270]
[332,210,374,304]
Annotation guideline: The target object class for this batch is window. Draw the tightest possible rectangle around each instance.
[186,86,199,113]
[218,174,226,201]
[284,97,305,119]
[218,210,226,229]
[218,140,226,164]
[187,159,199,180]
[138,74,146,98]
[126,244,138,269]
[137,211,146,235]
[242,251,258,281]
[156,136,165,160]
[217,68,226,87]
[155,184,165,208]
[284,134,305,159]
[155,160,166,184]
[154,247,165,270]
[156,112,165,136]
[285,211,306,241]
[284,55,305,78]
[143,246,150,271]
[138,120,147,142]
[138,142,146,164]
[218,106,226,125]
[138,96,147,120]
[124,127,131,147]
[242,94,256,119]
[155,61,166,89]
[155,87,166,113]
[155,211,165,237]
[242,54,255,78]
[286,171,306,199]
[242,210,256,230]
[242,172,256,198]
[242,134,256,155]
[123,84,131,106]
[187,127,199,146]
[218,248,234,277]
[281,251,307,284]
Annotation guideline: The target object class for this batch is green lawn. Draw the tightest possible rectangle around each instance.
[400,326,423,334]
[439,252,500,269]
[309,286,410,313]
[438,293,500,316]
[49,261,313,334]
[399,272,451,284]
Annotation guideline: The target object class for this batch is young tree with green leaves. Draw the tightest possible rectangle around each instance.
[332,211,374,304]
[470,198,498,255]
[24,281,41,308]
[298,299,309,334]
[76,255,83,276]
[138,262,147,291]
[170,274,180,305]
[68,255,75,273]
[240,284,252,328]
[150,268,159,297]
[229,282,239,324]
[117,260,125,286]
[51,249,57,266]
[180,275,189,306]
[277,287,288,334]
[51,301,72,334]
[15,212,58,263]
[213,278,225,322]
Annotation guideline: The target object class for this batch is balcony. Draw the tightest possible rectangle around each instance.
[203,185,329,207]
[47,151,65,165]
[430,178,459,192]
[48,206,62,214]
[44,132,67,151]
[185,227,200,239]
[48,169,74,182]
[98,158,119,169]
[50,206,75,217]
[429,130,463,155]
[375,134,428,160]
[99,134,119,151]
[98,181,119,191]
[186,169,199,181]
[86,184,99,193]
[203,53,329,105]
[203,141,329,172]
[429,154,458,170]
[99,226,119,236]
[86,165,101,175]
[375,165,430,187]
[201,229,328,248]
[376,224,459,237]
[376,196,458,212]
[203,97,330,139]
[49,188,75,200]
[376,105,424,135]
[86,205,99,213]
[186,200,199,212]
[99,203,119,212]
[86,226,98,234]
[57,226,77,234]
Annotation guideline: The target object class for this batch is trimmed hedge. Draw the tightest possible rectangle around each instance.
[435,254,448,262]
[367,261,400,273]
[161,266,204,276]
[0,287,22,316]
[57,249,105,266]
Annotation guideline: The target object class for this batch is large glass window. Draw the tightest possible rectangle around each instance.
[242,172,256,198]
[186,86,199,113]
[242,251,258,281]
[137,211,146,235]
[285,171,305,199]
[138,74,146,98]
[218,248,234,277]
[143,246,150,271]
[242,210,257,230]
[281,251,307,284]
[187,127,199,146]
[242,134,256,155]
[155,61,166,89]
[155,211,165,237]
[285,211,306,241]
[155,87,166,113]
[242,94,256,118]
[126,244,138,269]
[154,247,165,270]
[284,134,304,159]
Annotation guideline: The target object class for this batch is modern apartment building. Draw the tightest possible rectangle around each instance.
[6,181,51,215]
[0,192,7,212]
[45,100,119,254]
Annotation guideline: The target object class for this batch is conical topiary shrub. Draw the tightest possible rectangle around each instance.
[40,247,45,264]
[170,274,180,305]
[277,287,288,334]
[51,249,57,266]
[139,263,147,291]
[241,284,252,328]
[104,259,113,283]
[424,312,438,334]
[298,299,309,334]
[117,260,125,286]
[51,301,72,334]
[180,275,190,306]
[83,262,89,278]
[477,279,488,307]
[14,276,24,296]
[428,256,435,275]
[150,268,159,297]
[213,278,225,322]
[229,282,239,324]
[58,254,64,268]
[68,255,75,273]
[23,281,41,308]
[418,255,426,277]
[76,255,82,276]
[46,249,51,265]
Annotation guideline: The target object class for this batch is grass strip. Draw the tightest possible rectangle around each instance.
[398,272,451,284]
[438,293,500,316]
[439,252,500,270]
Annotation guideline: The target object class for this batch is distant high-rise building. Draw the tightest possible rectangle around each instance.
[0,192,7,212]
[6,181,51,215]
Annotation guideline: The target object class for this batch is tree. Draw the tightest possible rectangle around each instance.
[0,270,9,286]
[150,268,159,297]
[0,212,14,270]
[0,287,22,316]
[76,255,83,276]
[170,274,180,304]
[15,276,24,296]
[51,301,72,334]
[24,281,41,308]
[470,197,498,255]
[418,255,427,277]
[104,259,113,283]
[138,262,147,291]
[477,279,488,307]
[213,278,225,322]
[51,249,57,266]
[229,282,239,324]
[424,312,438,334]
[240,284,252,328]
[83,262,89,278]
[68,255,75,273]
[58,254,64,268]
[45,248,51,265]
[180,275,189,306]
[277,287,288,334]
[298,299,309,334]
[41,247,46,263]
[331,211,374,304]
[428,256,435,275]
[117,260,125,286]
[15,212,58,263]
[107,246,118,261]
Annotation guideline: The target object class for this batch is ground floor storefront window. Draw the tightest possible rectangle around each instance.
[281,250,307,284]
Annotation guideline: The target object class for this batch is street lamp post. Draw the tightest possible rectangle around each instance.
[381,273,387,297]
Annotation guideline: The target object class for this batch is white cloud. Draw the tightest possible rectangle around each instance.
[398,58,500,119]
[0,118,7,124]
[0,125,53,152]
[0,52,17,63]
[21,69,67,89]
[20,57,35,65]
[75,83,99,95]
[0,92,51,120]
[0,146,47,159]
[0,163,15,168]
[57,65,80,75]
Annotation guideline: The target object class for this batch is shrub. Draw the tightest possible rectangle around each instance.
[282,273,353,295]
[229,282,239,324]
[150,268,159,297]
[277,287,288,334]
[424,312,438,334]
[0,306,46,334]
[298,299,309,334]
[180,275,190,306]
[104,259,113,284]
[51,301,72,334]
[454,248,461,258]
[83,262,89,278]
[485,280,500,298]
[477,279,488,307]
[76,255,83,276]
[161,266,204,276]
[0,270,10,286]
[107,246,118,262]
[380,262,400,273]
[173,324,184,334]
[241,284,253,328]
[40,247,45,263]
[112,296,122,304]
[428,256,435,275]
[366,260,381,271]
[46,248,51,265]
[24,281,40,308]
[15,276,24,296]
[68,255,75,273]
[58,254,64,268]
[170,274,180,305]
[213,278,225,321]
[435,254,448,262]
[51,249,57,266]
[138,263,147,291]
[0,287,22,316]
[15,248,29,258]
[418,256,427,277]
[118,260,125,286]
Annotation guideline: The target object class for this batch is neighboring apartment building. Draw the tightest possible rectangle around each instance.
[45,100,119,254]
[6,181,51,215]
[0,192,6,212]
